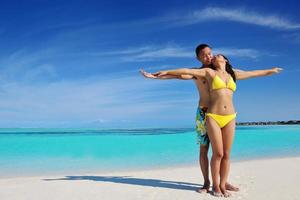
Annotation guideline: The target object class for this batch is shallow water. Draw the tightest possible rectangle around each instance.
[0,125,299,177]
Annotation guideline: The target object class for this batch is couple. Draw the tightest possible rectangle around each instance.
[140,44,282,197]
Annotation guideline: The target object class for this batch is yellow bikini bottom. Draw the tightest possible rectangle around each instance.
[206,113,237,128]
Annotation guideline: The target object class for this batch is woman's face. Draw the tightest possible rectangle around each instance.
[212,54,226,66]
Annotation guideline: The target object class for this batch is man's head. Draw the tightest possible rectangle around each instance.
[195,44,213,66]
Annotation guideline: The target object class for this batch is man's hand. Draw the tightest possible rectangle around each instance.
[139,69,158,79]
[153,71,168,77]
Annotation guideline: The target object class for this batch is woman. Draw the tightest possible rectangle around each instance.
[154,55,282,197]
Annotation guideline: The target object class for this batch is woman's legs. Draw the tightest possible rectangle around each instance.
[206,116,223,196]
[220,119,236,197]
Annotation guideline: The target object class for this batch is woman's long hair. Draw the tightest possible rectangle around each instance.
[213,55,236,82]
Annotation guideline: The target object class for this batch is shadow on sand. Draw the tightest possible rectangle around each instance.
[43,175,203,191]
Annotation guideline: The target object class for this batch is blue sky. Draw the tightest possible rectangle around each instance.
[0,0,299,128]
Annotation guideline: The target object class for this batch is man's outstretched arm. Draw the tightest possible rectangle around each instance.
[140,69,194,80]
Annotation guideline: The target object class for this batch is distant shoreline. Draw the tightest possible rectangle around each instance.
[236,120,300,126]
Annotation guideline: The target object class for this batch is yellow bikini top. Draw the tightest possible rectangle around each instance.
[212,75,236,92]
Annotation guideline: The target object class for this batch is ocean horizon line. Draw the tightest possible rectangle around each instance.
[0,119,298,130]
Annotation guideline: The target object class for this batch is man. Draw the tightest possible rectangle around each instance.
[140,44,239,193]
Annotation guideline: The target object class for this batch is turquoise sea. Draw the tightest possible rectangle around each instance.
[0,125,300,177]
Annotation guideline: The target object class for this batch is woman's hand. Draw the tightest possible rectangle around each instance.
[235,67,283,80]
[270,67,283,74]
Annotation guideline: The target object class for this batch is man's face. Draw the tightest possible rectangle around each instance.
[197,47,213,65]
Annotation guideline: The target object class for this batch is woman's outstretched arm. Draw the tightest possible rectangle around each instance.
[235,67,282,80]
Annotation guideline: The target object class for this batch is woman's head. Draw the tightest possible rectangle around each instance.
[212,54,227,67]
[212,54,236,82]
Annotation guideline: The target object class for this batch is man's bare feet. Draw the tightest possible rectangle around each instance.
[220,186,231,198]
[196,182,210,193]
[225,182,239,192]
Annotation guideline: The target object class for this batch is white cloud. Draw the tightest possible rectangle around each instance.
[0,48,60,82]
[0,74,196,127]
[282,33,300,43]
[81,45,193,62]
[97,45,273,62]
[123,46,193,61]
[99,46,155,56]
[214,47,275,59]
[167,7,300,30]
[142,64,196,71]
[22,64,58,81]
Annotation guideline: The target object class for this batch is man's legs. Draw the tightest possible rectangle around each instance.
[196,107,211,193]
[197,144,210,193]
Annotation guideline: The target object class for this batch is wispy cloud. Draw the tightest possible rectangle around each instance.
[214,47,276,59]
[142,64,196,71]
[22,64,58,82]
[77,45,193,62]
[95,45,273,62]
[122,46,193,62]
[282,33,300,43]
[0,48,60,83]
[166,7,300,30]
[0,43,275,87]
[0,74,196,127]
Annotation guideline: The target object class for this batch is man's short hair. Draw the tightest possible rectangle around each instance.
[195,44,211,57]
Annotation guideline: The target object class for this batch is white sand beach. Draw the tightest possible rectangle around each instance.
[0,156,299,200]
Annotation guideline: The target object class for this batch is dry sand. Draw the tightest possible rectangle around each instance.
[0,157,299,200]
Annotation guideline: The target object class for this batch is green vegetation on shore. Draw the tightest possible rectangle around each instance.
[237,120,300,125]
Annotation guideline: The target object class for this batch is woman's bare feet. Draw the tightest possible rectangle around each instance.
[212,185,223,197]
[220,186,231,198]
[196,181,210,193]
[225,182,239,191]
